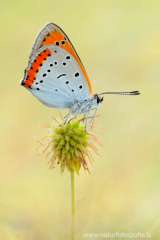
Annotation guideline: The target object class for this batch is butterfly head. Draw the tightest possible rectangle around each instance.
[94,94,104,107]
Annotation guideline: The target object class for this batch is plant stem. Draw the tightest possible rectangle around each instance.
[70,169,75,240]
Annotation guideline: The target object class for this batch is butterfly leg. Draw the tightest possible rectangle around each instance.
[83,113,87,123]
[85,108,97,131]
[89,112,94,127]
[64,111,71,125]
[89,108,97,128]
[64,112,70,119]
[85,111,90,132]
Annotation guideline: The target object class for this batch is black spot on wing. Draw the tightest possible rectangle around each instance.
[75,72,79,77]
[57,74,66,79]
[61,40,65,45]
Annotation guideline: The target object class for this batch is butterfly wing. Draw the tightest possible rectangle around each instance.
[20,45,92,108]
[27,23,93,94]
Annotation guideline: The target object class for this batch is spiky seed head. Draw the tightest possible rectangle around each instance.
[37,114,103,175]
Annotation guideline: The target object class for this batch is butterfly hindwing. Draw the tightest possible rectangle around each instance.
[21,45,92,108]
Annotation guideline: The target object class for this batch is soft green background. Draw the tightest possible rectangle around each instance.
[0,0,160,239]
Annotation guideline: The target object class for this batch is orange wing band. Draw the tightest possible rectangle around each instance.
[24,48,51,87]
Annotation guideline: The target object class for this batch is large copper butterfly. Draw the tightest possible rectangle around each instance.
[20,23,140,128]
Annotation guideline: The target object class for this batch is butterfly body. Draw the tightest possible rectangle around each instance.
[69,94,103,115]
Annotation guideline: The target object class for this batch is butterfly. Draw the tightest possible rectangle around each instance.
[20,23,140,129]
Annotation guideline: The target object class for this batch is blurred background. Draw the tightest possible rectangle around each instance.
[0,0,160,239]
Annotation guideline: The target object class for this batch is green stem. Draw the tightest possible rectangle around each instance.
[70,169,75,240]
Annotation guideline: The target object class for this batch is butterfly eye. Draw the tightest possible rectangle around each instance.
[97,96,100,103]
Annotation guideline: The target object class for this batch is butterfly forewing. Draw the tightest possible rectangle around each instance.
[28,23,92,94]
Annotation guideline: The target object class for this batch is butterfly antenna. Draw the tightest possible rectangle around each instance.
[99,91,140,96]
